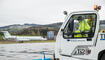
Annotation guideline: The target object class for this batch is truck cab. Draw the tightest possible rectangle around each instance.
[55,11,105,60]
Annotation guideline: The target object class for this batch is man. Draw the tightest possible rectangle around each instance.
[86,16,94,27]
[74,16,91,37]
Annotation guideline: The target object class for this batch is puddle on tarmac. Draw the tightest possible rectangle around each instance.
[0,43,55,60]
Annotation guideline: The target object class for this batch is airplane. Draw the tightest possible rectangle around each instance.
[1,31,47,41]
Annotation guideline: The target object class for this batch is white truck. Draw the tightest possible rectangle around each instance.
[55,6,105,60]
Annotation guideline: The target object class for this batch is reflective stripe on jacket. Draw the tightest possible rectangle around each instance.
[74,20,90,37]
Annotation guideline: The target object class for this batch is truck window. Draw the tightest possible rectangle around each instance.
[63,14,97,38]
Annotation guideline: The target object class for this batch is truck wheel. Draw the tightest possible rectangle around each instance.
[53,53,59,60]
[101,54,105,60]
[53,53,56,60]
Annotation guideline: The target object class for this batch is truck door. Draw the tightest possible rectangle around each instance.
[59,11,99,58]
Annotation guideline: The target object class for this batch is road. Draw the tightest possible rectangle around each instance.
[0,43,55,60]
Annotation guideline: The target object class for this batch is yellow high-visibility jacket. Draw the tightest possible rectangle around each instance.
[86,19,93,27]
[74,20,90,37]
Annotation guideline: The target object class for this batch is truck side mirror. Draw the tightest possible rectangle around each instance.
[63,11,68,15]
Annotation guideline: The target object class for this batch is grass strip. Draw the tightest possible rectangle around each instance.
[0,40,56,44]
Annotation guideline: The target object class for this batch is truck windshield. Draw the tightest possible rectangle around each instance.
[63,14,97,38]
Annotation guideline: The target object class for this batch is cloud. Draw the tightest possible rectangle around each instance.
[0,0,105,27]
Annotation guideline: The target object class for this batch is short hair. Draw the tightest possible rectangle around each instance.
[77,16,82,21]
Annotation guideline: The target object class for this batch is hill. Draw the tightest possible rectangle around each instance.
[0,22,63,36]
[0,23,41,32]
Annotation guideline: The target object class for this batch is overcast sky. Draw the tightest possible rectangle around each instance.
[0,0,105,27]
